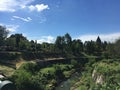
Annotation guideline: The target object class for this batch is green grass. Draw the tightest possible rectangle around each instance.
[0,65,15,77]
[56,64,73,71]
[40,67,56,74]
[63,71,72,78]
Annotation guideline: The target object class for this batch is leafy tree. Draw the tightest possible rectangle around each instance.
[55,33,73,55]
[36,43,41,50]
[41,42,50,52]
[63,33,73,53]
[84,41,96,55]
[0,25,9,46]
[12,63,44,90]
[12,70,32,90]
[41,43,55,53]
[54,65,65,80]
[10,34,28,50]
[55,36,65,52]
[19,39,30,50]
[102,41,108,51]
[72,39,83,55]
[114,39,120,57]
[64,33,72,45]
[30,40,36,51]
[6,37,16,51]
[107,39,120,58]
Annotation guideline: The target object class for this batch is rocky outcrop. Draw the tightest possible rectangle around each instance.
[92,69,104,84]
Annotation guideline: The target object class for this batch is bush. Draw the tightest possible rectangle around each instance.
[12,65,44,90]
[19,62,39,74]
[12,70,32,90]
[71,59,78,67]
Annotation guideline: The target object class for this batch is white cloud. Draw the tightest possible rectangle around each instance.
[0,0,34,12]
[76,33,120,43]
[6,25,19,32]
[0,23,19,32]
[37,36,55,44]
[28,5,36,11]
[0,0,17,12]
[28,4,49,12]
[13,16,32,22]
[0,0,49,12]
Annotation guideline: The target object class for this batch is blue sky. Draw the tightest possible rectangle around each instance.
[0,0,120,43]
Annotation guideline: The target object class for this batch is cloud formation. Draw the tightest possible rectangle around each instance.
[13,16,32,22]
[0,0,49,12]
[6,25,19,32]
[28,4,49,12]
[0,23,19,32]
[0,0,33,12]
[76,33,120,43]
[37,36,55,44]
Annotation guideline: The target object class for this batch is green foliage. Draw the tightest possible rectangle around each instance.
[64,33,72,44]
[12,70,31,90]
[6,38,16,50]
[9,34,29,50]
[0,25,9,47]
[84,41,96,55]
[85,60,120,90]
[0,52,21,60]
[63,70,73,78]
[71,59,77,67]
[11,63,75,90]
[53,64,65,80]
[12,63,45,90]
[0,31,117,60]
[19,62,39,74]
[1,30,120,90]
[107,39,120,58]
[12,69,44,90]
[72,39,83,55]
[71,59,120,90]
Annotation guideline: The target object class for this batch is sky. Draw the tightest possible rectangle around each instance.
[0,0,120,43]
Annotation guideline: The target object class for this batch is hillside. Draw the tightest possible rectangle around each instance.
[71,59,120,90]
[0,27,120,90]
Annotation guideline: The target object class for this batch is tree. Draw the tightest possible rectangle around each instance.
[84,41,96,55]
[36,43,41,51]
[30,40,35,51]
[114,39,120,57]
[6,37,16,51]
[55,36,65,52]
[0,25,9,46]
[107,39,120,58]
[72,39,83,55]
[102,41,107,51]
[96,36,102,45]
[64,33,72,45]
[10,34,28,50]
[64,33,72,53]
[12,63,44,90]
[96,36,102,51]
[19,39,30,50]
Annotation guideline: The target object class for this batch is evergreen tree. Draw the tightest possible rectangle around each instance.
[96,36,102,55]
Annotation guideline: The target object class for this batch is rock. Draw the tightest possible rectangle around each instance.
[92,69,104,85]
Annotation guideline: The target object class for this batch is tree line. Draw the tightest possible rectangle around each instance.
[0,25,120,59]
